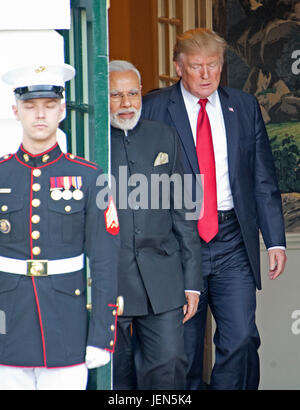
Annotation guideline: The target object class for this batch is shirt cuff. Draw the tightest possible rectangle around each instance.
[267,246,286,251]
[185,290,201,295]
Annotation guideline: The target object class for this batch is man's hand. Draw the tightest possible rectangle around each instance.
[268,248,287,280]
[183,292,199,324]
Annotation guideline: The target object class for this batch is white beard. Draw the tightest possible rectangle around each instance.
[110,107,142,131]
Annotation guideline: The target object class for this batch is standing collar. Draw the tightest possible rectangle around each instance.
[111,120,142,137]
[16,142,63,168]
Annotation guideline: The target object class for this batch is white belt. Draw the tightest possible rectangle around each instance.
[0,254,85,276]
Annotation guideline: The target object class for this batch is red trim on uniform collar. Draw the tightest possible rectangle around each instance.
[20,142,59,157]
[15,152,64,169]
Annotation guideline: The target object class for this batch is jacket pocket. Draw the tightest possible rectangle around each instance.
[0,194,24,242]
[161,238,180,255]
[47,199,85,243]
[0,273,21,356]
[50,270,86,297]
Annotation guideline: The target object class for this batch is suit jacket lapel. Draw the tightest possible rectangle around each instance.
[167,83,200,175]
[218,86,240,189]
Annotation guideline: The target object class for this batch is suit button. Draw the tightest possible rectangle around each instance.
[32,246,41,256]
[135,228,141,235]
[112,309,117,316]
[110,340,114,347]
[110,325,115,331]
[31,230,40,240]
[32,199,41,208]
[33,169,41,177]
[65,205,72,213]
[75,289,81,296]
[32,183,41,192]
[1,205,8,212]
[32,215,40,224]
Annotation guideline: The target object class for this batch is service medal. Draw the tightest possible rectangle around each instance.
[72,176,83,200]
[62,176,73,200]
[51,189,62,201]
[50,177,64,200]
[73,189,84,200]
[62,189,73,200]
[0,219,11,234]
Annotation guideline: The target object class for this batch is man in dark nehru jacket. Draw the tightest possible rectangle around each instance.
[0,63,120,390]
[109,60,203,390]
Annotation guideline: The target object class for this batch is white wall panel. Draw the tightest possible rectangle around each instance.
[0,0,70,30]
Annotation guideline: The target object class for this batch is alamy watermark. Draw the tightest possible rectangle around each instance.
[0,310,5,335]
[96,166,204,221]
[291,310,300,335]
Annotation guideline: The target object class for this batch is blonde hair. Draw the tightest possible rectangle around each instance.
[173,28,227,65]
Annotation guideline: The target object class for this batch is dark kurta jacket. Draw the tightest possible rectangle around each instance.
[0,143,119,368]
[111,119,202,316]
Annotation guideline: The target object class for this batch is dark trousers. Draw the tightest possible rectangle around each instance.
[113,307,187,390]
[184,217,261,390]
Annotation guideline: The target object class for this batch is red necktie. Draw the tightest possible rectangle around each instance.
[196,99,218,242]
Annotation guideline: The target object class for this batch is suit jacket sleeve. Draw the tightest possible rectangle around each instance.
[253,97,286,248]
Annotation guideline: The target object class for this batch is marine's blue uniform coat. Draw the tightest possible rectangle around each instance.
[0,143,119,368]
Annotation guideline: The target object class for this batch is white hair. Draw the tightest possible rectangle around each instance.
[109,60,141,84]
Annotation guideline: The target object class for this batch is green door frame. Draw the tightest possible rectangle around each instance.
[59,0,112,390]
[60,0,110,172]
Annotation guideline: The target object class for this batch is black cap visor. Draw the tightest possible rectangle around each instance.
[14,85,65,100]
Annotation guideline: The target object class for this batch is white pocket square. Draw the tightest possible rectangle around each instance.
[154,152,169,166]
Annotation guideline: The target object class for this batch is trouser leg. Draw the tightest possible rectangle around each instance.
[35,364,88,390]
[113,316,136,390]
[204,219,260,390]
[135,307,187,390]
[184,281,208,390]
[0,364,88,390]
[0,366,36,390]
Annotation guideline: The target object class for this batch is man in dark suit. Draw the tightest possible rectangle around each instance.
[142,28,287,390]
[109,60,203,390]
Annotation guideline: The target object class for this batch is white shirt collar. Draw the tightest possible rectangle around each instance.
[180,80,219,109]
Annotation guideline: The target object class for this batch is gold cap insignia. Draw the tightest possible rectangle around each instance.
[35,66,47,74]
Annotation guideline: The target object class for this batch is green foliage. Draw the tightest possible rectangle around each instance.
[270,134,300,193]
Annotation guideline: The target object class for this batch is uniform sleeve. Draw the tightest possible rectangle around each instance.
[84,168,120,351]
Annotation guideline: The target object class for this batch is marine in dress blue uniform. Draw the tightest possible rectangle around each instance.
[0,64,119,389]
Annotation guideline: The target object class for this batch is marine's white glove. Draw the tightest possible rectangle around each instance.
[85,346,111,369]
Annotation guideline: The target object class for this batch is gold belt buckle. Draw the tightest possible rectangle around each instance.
[26,260,48,277]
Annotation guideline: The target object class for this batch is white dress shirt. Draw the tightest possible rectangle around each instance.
[180,81,233,211]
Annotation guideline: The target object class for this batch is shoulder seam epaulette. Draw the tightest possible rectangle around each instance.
[64,153,98,170]
[0,154,14,164]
